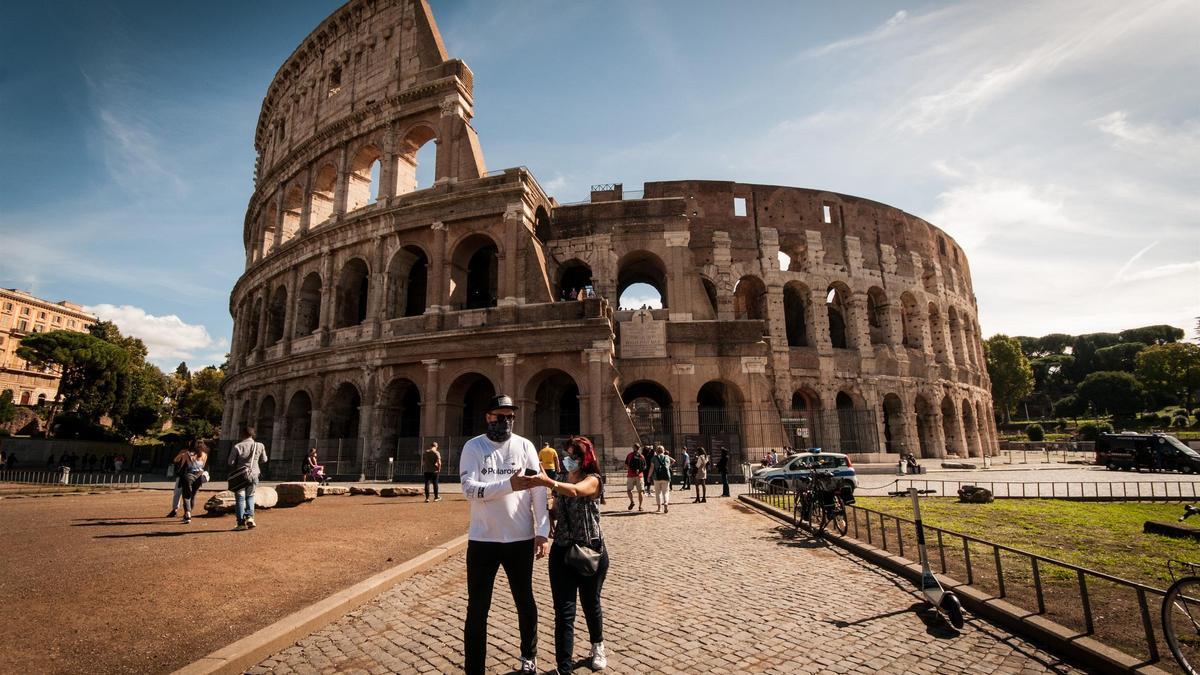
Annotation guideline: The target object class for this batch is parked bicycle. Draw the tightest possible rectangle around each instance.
[1163,559,1200,674]
[792,469,849,536]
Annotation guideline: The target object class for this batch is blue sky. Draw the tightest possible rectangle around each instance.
[1,0,1197,370]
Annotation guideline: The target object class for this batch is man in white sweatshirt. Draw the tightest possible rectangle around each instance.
[460,394,549,674]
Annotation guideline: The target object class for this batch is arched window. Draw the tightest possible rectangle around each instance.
[528,370,580,437]
[386,246,428,319]
[836,391,870,454]
[783,282,809,347]
[700,277,719,318]
[733,275,766,321]
[335,258,370,328]
[867,287,888,346]
[826,285,850,349]
[281,184,304,244]
[900,292,922,349]
[558,260,593,301]
[266,286,287,345]
[378,378,421,454]
[285,391,313,453]
[449,234,499,310]
[309,164,337,226]
[617,251,668,310]
[260,204,278,258]
[347,145,382,211]
[445,373,496,437]
[697,380,742,434]
[294,272,322,337]
[534,206,551,242]
[929,303,948,364]
[396,126,438,195]
[941,395,960,456]
[914,395,934,458]
[246,297,263,352]
[881,393,905,455]
[326,383,362,442]
[622,380,674,447]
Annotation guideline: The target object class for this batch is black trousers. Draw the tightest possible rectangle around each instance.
[548,543,608,675]
[423,471,439,498]
[464,539,538,674]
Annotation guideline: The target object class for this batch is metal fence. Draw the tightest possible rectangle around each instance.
[0,469,142,488]
[858,478,1200,501]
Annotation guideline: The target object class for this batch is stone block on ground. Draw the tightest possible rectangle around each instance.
[254,485,278,509]
[1144,520,1200,541]
[380,487,419,497]
[350,486,379,496]
[318,486,349,496]
[276,482,318,507]
[204,490,236,515]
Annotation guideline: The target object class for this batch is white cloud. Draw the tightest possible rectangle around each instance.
[799,10,911,59]
[1091,111,1200,162]
[85,303,223,369]
[926,178,1075,250]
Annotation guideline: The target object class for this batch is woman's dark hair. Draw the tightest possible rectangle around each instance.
[192,440,208,454]
[567,436,600,475]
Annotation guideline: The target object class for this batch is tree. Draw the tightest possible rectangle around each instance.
[1077,371,1147,417]
[175,365,224,430]
[0,390,16,426]
[1119,324,1183,346]
[1136,342,1200,409]
[985,335,1034,423]
[17,331,130,420]
[1094,342,1146,373]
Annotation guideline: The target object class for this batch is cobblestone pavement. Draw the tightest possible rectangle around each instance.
[255,496,1083,674]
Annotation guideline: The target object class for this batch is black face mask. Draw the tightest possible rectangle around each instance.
[486,416,513,442]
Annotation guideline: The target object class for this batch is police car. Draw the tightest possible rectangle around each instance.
[754,449,858,493]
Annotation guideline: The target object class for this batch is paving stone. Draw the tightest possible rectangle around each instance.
[257,499,1085,673]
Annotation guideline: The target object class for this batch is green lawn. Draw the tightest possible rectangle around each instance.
[855,496,1200,587]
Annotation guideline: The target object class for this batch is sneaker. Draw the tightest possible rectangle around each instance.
[591,642,607,670]
[182,515,191,524]
[234,522,247,531]
[425,497,430,503]
[435,496,442,502]
[246,518,256,529]
[519,656,537,673]
[664,504,669,513]
[167,510,177,518]
[627,501,634,511]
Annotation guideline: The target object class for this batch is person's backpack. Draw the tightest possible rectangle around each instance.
[653,455,671,481]
[629,453,646,473]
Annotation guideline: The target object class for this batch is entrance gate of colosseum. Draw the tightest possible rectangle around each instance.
[780,409,880,456]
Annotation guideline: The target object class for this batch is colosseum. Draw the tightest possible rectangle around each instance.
[221,0,998,477]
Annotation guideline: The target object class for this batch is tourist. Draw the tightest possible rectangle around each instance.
[539,441,561,480]
[179,441,209,524]
[527,436,608,673]
[693,448,709,503]
[6,452,16,469]
[422,442,442,502]
[624,443,646,511]
[679,447,691,491]
[167,446,191,518]
[651,445,674,513]
[640,444,655,492]
[228,426,268,531]
[717,447,730,497]
[306,448,330,485]
[460,394,548,674]
[114,453,125,472]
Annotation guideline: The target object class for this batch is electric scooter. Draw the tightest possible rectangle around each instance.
[910,487,965,629]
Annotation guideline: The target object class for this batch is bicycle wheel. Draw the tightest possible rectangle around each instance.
[810,501,827,533]
[830,500,848,536]
[1164,575,1200,675]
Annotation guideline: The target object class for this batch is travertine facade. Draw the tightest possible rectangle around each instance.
[222,0,997,473]
[0,289,96,406]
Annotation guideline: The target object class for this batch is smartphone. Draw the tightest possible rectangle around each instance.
[524,468,539,476]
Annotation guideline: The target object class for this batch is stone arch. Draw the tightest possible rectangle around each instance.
[961,398,982,457]
[534,206,551,242]
[881,393,905,455]
[929,303,948,364]
[900,292,922,349]
[294,272,322,337]
[974,399,989,456]
[346,143,383,211]
[396,124,439,195]
[700,276,719,317]
[260,204,278,258]
[281,183,304,244]
[385,245,429,319]
[309,163,337,226]
[791,387,822,411]
[326,381,362,441]
[266,285,287,346]
[697,380,743,434]
[783,281,811,347]
[378,377,421,454]
[557,259,593,301]
[867,286,889,346]
[525,369,581,437]
[617,250,668,309]
[733,275,767,321]
[247,296,263,352]
[445,372,496,437]
[334,258,370,328]
[622,380,674,445]
[826,283,852,349]
[835,390,871,454]
[941,394,962,456]
[256,396,277,452]
[285,390,313,449]
[449,233,499,309]
[914,394,936,458]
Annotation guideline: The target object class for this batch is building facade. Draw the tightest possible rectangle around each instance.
[221,0,997,475]
[0,288,96,406]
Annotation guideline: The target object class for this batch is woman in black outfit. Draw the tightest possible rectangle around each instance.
[529,436,609,673]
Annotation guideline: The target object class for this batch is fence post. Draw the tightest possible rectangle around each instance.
[1077,571,1094,634]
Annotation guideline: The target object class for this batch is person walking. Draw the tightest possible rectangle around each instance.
[539,441,562,480]
[640,444,655,493]
[167,446,191,518]
[527,436,609,673]
[679,447,692,491]
[179,441,208,523]
[651,445,675,513]
[460,395,549,674]
[717,448,730,497]
[693,448,709,503]
[422,441,442,502]
[623,444,646,511]
[228,427,268,531]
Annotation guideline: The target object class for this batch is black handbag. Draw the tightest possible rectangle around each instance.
[227,463,252,492]
[559,497,603,576]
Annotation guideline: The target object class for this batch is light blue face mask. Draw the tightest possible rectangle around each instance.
[562,455,580,473]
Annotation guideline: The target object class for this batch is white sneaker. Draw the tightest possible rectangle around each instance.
[591,642,607,670]
[519,656,537,673]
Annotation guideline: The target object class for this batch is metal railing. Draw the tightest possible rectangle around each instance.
[858,478,1200,501]
[0,470,142,489]
[991,448,1096,464]
[839,502,1167,667]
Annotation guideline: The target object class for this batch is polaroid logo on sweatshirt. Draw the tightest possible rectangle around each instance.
[480,465,521,476]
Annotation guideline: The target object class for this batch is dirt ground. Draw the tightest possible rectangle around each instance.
[0,486,469,674]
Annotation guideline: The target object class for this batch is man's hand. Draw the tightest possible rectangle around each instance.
[534,536,549,559]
